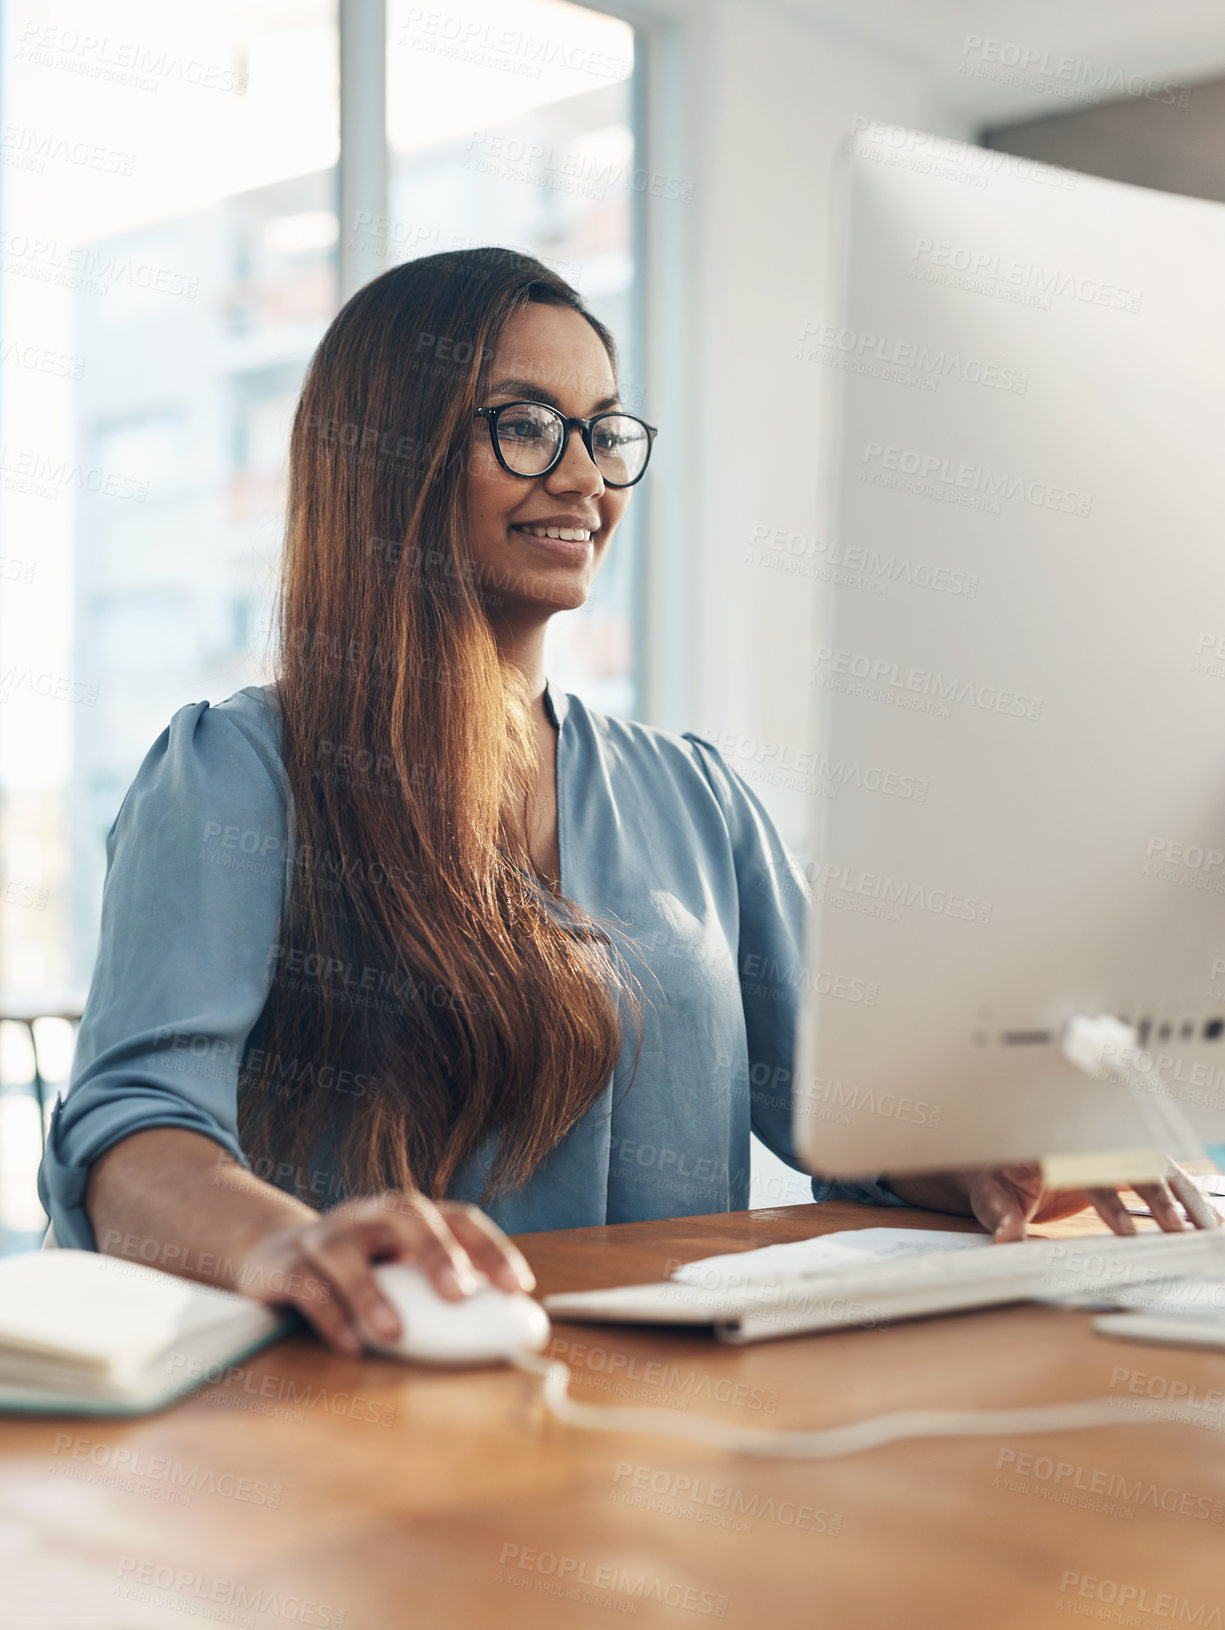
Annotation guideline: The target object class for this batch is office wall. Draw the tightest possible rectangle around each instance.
[624,2,1225,1203]
[632,0,974,854]
[637,5,1225,859]
[613,0,977,1204]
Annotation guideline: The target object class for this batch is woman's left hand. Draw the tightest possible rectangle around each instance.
[965,1160,1223,1241]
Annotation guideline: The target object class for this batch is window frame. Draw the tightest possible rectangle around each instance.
[338,0,664,723]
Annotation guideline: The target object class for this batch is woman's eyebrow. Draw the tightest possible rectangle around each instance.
[487,377,622,413]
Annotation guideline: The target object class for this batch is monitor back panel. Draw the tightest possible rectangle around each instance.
[797,129,1225,1177]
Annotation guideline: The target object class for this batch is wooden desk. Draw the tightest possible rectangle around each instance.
[4,1202,1224,1629]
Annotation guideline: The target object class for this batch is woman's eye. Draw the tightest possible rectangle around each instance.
[504,419,546,440]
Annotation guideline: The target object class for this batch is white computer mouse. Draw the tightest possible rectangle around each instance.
[365,1262,550,1366]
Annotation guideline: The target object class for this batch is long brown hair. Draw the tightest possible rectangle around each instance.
[237,248,643,1205]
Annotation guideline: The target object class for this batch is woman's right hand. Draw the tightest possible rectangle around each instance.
[232,1189,536,1356]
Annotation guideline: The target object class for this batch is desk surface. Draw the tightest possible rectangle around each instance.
[4,1202,1224,1630]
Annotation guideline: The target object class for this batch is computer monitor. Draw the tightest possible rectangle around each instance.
[794,124,1225,1188]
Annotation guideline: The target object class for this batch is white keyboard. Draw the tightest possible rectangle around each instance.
[543,1230,1225,1345]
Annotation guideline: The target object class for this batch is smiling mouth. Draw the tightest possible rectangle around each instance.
[510,524,597,543]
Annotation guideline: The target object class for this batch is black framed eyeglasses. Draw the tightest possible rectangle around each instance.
[474,400,657,487]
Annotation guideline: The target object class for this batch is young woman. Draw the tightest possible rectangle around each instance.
[39,249,1201,1356]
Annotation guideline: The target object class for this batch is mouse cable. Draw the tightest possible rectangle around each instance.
[510,1352,1222,1460]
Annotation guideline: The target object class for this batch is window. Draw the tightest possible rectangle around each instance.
[0,0,342,1053]
[0,1,641,1246]
[386,0,640,717]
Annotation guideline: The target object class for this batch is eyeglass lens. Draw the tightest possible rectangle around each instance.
[495,404,649,484]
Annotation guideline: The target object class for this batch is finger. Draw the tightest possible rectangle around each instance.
[1085,1188,1137,1236]
[438,1202,536,1293]
[301,1230,429,1346]
[288,1285,364,1356]
[301,1203,476,1343]
[991,1208,1028,1243]
[254,1253,364,1356]
[296,1232,395,1351]
[373,1193,488,1290]
[285,1210,446,1349]
[231,1243,362,1354]
[328,1191,482,1296]
[969,1177,1029,1243]
[1132,1181,1187,1233]
[1164,1161,1225,1230]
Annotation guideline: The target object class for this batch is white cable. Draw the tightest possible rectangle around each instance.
[507,1017,1225,1462]
[1061,1014,1208,1162]
[511,1352,1221,1461]
[1060,1015,1224,1226]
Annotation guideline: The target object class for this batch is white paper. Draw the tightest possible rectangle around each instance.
[671,1226,989,1292]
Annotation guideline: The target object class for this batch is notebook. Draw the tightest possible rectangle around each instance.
[0,1250,292,1415]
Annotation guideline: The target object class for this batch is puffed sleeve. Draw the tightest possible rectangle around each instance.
[37,697,290,1249]
[682,733,909,1210]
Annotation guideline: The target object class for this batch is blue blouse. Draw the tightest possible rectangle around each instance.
[38,680,905,1249]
